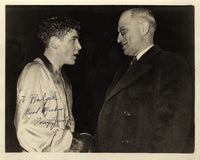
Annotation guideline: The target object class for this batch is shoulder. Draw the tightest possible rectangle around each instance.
[25,58,44,72]
[152,49,191,82]
[18,58,45,84]
[153,48,188,69]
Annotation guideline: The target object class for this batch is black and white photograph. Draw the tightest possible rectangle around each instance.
[1,0,200,160]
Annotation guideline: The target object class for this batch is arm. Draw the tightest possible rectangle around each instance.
[152,55,193,152]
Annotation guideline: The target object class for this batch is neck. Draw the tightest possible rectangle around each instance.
[44,48,63,71]
[143,41,153,50]
[136,40,153,56]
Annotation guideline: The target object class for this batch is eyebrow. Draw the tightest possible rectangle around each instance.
[72,35,79,39]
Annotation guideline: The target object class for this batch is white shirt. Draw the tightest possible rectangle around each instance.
[136,44,154,60]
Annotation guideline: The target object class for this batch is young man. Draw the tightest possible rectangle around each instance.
[14,16,83,152]
[96,8,193,152]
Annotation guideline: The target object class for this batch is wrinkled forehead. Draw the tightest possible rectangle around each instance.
[118,10,136,31]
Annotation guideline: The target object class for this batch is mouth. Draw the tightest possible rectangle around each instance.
[73,53,79,59]
[121,43,127,49]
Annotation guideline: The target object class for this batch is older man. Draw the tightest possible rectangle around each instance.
[96,8,193,152]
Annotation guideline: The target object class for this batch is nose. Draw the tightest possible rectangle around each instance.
[76,40,82,50]
[117,33,123,43]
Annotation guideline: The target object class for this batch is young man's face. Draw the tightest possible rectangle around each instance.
[57,29,82,65]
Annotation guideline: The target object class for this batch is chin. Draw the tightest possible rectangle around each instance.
[65,61,75,65]
[123,50,131,56]
[124,50,136,57]
[69,62,76,65]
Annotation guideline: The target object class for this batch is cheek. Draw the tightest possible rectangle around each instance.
[67,44,74,51]
[126,36,135,48]
[128,33,140,46]
[63,45,73,54]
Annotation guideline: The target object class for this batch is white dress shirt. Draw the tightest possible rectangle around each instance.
[136,44,154,60]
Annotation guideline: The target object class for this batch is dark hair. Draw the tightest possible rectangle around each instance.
[38,16,80,47]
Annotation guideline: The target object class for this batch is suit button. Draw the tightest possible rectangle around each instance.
[121,139,129,144]
[123,111,131,117]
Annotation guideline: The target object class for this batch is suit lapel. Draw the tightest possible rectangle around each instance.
[105,63,152,103]
[105,61,130,98]
[104,45,162,103]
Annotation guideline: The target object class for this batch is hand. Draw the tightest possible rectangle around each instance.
[68,133,95,152]
[69,137,84,152]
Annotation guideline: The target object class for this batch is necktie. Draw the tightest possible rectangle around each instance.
[130,56,137,66]
[127,56,137,72]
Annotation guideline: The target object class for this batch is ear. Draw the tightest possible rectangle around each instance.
[49,36,60,49]
[140,21,150,36]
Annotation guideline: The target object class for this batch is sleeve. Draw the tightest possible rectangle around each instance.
[14,63,73,152]
[152,55,193,152]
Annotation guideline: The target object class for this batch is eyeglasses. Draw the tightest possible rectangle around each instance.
[119,27,127,37]
[118,22,139,37]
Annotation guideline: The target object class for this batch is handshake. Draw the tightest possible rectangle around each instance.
[69,133,96,152]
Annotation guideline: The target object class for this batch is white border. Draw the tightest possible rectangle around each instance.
[0,0,197,5]
[0,0,5,155]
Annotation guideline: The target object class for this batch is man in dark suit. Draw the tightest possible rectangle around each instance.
[96,8,193,152]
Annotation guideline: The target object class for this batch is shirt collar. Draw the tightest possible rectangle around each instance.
[136,44,154,60]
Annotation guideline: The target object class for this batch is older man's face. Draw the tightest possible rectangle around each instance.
[117,11,143,57]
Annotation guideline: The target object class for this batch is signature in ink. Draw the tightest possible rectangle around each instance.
[34,117,67,130]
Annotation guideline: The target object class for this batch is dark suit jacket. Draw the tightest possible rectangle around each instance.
[96,45,194,152]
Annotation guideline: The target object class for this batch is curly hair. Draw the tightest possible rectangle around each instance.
[38,16,80,47]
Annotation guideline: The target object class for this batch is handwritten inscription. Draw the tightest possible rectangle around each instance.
[25,106,64,115]
[18,96,26,103]
[30,92,58,106]
[26,107,41,115]
[19,91,69,130]
[18,91,58,107]
[34,117,67,130]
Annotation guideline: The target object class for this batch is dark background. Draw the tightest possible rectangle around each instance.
[6,5,194,152]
